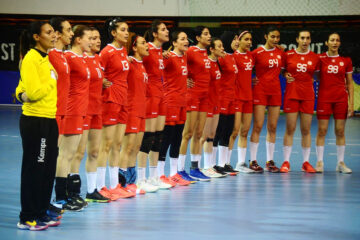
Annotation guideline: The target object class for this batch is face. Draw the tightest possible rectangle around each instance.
[239,33,252,51]
[35,23,56,51]
[173,32,189,54]
[326,33,341,52]
[59,21,73,46]
[154,23,169,43]
[211,40,225,58]
[78,30,92,52]
[112,22,129,45]
[231,35,239,51]
[197,28,211,47]
[134,36,149,57]
[90,30,101,53]
[265,30,280,48]
[296,31,311,51]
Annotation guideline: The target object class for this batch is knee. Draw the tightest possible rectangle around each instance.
[301,128,311,136]
[335,128,345,138]
[240,128,249,138]
[267,124,277,135]
[88,148,99,160]
[317,127,328,138]
[286,126,296,135]
[183,131,193,141]
[252,123,262,133]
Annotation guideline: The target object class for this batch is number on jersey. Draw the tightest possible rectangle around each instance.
[327,65,338,74]
[296,63,307,72]
[269,59,279,68]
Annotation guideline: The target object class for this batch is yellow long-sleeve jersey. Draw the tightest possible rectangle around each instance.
[16,48,57,118]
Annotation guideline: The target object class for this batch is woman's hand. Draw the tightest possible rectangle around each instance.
[284,72,295,83]
[187,78,194,88]
[103,78,112,88]
[348,104,354,118]
[252,76,259,86]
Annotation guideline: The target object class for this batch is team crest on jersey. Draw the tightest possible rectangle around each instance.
[204,53,207,56]
[332,59,335,63]
[340,62,344,66]
[121,53,124,57]
[245,56,248,59]
[301,57,304,61]
[93,60,96,64]
[181,59,184,63]
[270,53,273,56]
[308,61,312,65]
[277,55,281,59]
[158,52,161,55]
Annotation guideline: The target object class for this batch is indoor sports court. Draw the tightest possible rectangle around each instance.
[0,0,360,239]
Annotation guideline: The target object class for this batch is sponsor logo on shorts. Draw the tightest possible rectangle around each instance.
[151,112,157,115]
[171,115,177,118]
[254,99,260,103]
[191,106,197,109]
[110,118,117,121]
[77,128,82,131]
[220,107,226,110]
[318,109,324,112]
[285,107,291,110]
[37,138,46,163]
[131,127,138,130]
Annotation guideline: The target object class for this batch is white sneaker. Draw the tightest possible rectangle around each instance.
[336,162,352,174]
[148,177,172,189]
[136,180,160,193]
[315,161,324,173]
[201,168,224,178]
[235,162,255,173]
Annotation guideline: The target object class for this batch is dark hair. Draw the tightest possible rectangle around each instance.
[265,26,280,36]
[297,29,311,38]
[220,31,236,53]
[20,21,48,58]
[207,37,221,55]
[89,26,99,32]
[105,17,126,42]
[327,32,340,42]
[144,19,164,42]
[128,34,141,56]
[171,31,183,48]
[49,17,67,33]
[238,29,251,40]
[194,26,208,43]
[71,25,91,46]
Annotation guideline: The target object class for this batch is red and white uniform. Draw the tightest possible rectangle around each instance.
[186,46,211,112]
[63,51,90,134]
[218,53,238,115]
[142,42,165,118]
[163,51,188,125]
[207,58,221,117]
[251,46,284,106]
[125,57,148,133]
[317,52,353,119]
[83,53,104,130]
[283,49,320,114]
[99,44,129,125]
[48,48,70,134]
[234,50,254,113]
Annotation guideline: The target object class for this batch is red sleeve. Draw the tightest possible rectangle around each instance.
[281,51,286,68]
[99,51,109,71]
[346,57,353,73]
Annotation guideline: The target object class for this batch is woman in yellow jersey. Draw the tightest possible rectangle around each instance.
[16,21,59,231]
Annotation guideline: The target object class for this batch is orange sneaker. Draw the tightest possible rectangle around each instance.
[126,183,146,195]
[110,184,135,198]
[280,161,291,173]
[160,175,176,187]
[302,161,316,173]
[99,186,118,201]
[170,173,191,186]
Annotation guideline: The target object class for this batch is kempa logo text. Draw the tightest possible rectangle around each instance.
[38,138,46,163]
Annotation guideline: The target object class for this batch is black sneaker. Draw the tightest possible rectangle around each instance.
[70,195,88,208]
[49,203,64,214]
[223,164,239,176]
[213,165,228,176]
[38,215,61,227]
[85,189,110,203]
[55,199,83,212]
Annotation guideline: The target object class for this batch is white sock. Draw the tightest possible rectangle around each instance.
[137,167,146,182]
[250,142,259,161]
[283,146,292,162]
[149,166,157,178]
[170,158,178,176]
[227,149,232,165]
[109,166,119,189]
[337,145,345,163]
[96,167,106,191]
[316,145,324,162]
[302,147,311,163]
[218,146,227,167]
[86,172,97,194]
[196,154,202,168]
[237,147,246,165]
[157,161,165,177]
[212,147,217,166]
[191,154,196,162]
[266,141,275,162]
[178,154,186,171]
[204,152,212,169]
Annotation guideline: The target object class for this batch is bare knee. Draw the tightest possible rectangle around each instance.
[317,127,328,138]
[335,128,345,138]
[267,124,277,135]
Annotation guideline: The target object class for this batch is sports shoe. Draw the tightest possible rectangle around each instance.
[38,215,61,227]
[160,175,177,187]
[315,161,324,173]
[265,160,280,173]
[302,162,316,173]
[17,220,48,231]
[55,199,83,212]
[336,162,352,174]
[126,183,146,195]
[178,170,198,183]
[99,186,119,201]
[70,195,88,208]
[49,203,64,215]
[110,184,135,198]
[170,173,191,186]
[249,160,264,173]
[213,165,229,176]
[85,189,110,203]
[148,177,172,189]
[280,161,291,173]
[201,168,224,178]
[223,164,239,176]
[235,162,255,173]
[190,168,211,181]
[46,209,62,220]
[137,180,159,193]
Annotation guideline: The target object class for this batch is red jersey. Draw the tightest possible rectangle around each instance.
[64,51,90,116]
[84,54,103,115]
[163,51,188,107]
[208,58,222,106]
[318,52,353,103]
[234,50,254,101]
[142,42,164,98]
[99,44,129,105]
[186,46,211,94]
[49,48,70,116]
[284,49,320,100]
[251,46,284,96]
[218,53,238,100]
[127,57,148,117]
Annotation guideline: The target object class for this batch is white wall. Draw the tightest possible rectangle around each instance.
[0,0,359,16]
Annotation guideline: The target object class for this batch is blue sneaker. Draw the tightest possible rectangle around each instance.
[189,168,211,182]
[178,171,197,183]
[38,215,61,227]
